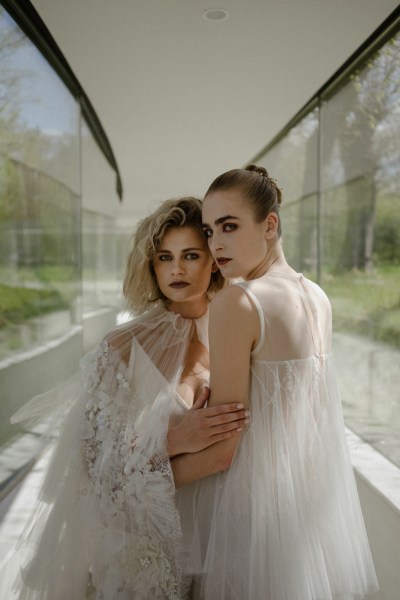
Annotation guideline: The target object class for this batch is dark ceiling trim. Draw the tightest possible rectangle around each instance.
[250,5,400,164]
[0,0,123,200]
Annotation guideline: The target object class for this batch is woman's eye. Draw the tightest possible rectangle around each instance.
[158,254,172,261]
[185,253,199,260]
[202,228,212,238]
[223,223,237,232]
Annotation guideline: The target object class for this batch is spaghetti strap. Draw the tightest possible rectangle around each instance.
[234,282,265,355]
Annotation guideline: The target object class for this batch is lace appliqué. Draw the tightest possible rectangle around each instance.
[84,341,132,487]
[120,537,181,600]
[82,340,189,598]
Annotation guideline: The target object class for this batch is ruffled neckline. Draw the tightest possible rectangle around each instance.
[141,301,208,327]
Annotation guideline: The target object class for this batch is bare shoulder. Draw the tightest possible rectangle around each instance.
[305,278,332,312]
[210,284,260,347]
[210,283,256,316]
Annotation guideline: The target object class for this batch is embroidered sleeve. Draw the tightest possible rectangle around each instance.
[81,339,189,598]
[83,340,132,493]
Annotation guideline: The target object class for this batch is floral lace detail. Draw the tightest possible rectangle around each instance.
[84,340,110,393]
[83,341,133,488]
[93,537,186,600]
[116,371,131,391]
[123,537,180,599]
[81,337,190,598]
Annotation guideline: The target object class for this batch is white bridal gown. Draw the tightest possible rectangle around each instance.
[10,304,209,600]
[181,272,378,600]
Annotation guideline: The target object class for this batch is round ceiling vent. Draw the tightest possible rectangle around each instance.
[202,8,229,22]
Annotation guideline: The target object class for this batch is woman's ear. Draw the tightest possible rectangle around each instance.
[211,260,219,273]
[265,212,279,239]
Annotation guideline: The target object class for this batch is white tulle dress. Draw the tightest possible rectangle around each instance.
[10,303,209,600]
[179,272,378,600]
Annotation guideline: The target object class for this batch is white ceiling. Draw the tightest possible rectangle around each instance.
[31,0,398,225]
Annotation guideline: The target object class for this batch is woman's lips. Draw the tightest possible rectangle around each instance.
[217,258,232,266]
[169,281,189,288]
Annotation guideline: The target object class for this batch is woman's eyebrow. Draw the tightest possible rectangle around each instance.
[181,247,206,252]
[202,215,239,228]
[156,247,205,253]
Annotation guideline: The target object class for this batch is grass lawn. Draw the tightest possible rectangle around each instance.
[0,282,68,328]
[323,265,400,347]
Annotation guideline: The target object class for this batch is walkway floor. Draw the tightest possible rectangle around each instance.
[0,436,392,599]
[0,446,52,598]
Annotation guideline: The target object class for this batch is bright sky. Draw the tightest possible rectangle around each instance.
[1,9,78,137]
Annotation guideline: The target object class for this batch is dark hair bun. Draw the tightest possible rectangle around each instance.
[245,164,269,177]
[245,164,282,206]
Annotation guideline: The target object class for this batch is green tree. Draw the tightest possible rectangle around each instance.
[335,35,400,272]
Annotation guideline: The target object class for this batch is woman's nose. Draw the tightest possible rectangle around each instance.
[209,234,223,254]
[171,259,185,275]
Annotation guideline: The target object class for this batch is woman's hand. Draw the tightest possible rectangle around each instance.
[167,387,249,457]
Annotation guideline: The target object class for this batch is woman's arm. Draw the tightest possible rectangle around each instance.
[167,388,248,457]
[171,286,260,487]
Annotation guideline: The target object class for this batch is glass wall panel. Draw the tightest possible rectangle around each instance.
[258,109,319,279]
[0,6,123,480]
[0,10,80,193]
[320,34,400,465]
[82,210,120,311]
[0,8,81,360]
[256,32,400,466]
[81,121,122,313]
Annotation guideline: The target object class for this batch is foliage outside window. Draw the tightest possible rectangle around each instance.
[258,32,400,466]
[0,7,120,362]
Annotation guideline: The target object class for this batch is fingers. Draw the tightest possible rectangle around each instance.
[205,409,250,427]
[210,428,244,444]
[210,417,250,436]
[202,402,245,417]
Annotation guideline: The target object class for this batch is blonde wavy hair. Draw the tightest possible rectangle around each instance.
[123,197,224,314]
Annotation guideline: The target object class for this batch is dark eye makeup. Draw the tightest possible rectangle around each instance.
[223,223,237,232]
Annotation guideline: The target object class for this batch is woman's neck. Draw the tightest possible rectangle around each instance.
[166,297,208,319]
[245,241,293,281]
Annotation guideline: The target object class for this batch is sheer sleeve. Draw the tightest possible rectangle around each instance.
[12,313,194,600]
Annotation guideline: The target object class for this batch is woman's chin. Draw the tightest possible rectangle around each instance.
[218,264,243,280]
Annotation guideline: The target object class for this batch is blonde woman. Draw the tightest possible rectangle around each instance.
[11,197,246,600]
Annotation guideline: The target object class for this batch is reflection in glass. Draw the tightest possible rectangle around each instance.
[82,210,121,312]
[321,34,400,465]
[257,33,400,466]
[0,8,81,361]
[0,7,123,478]
[259,109,319,280]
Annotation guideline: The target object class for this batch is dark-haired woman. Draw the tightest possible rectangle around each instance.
[172,167,378,599]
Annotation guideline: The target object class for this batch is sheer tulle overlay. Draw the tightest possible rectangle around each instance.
[180,273,378,600]
[10,304,209,600]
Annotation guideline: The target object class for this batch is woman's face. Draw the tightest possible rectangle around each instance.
[202,189,270,280]
[153,226,215,314]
